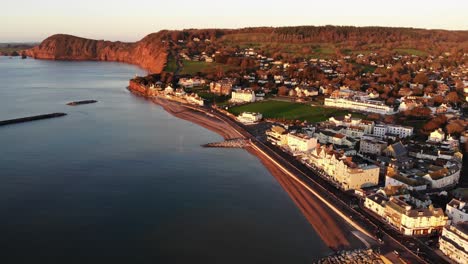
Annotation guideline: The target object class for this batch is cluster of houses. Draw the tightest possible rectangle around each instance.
[131,79,205,107]
[170,36,468,263]
[263,112,466,263]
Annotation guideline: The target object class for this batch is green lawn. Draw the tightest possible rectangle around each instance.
[197,92,229,104]
[164,57,178,72]
[181,60,238,75]
[228,100,365,123]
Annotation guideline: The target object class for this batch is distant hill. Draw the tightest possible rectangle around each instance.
[27,26,468,73]
[0,43,36,56]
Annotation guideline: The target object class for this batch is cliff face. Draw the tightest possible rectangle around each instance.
[26,33,168,73]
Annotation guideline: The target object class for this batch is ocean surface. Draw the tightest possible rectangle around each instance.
[0,57,330,263]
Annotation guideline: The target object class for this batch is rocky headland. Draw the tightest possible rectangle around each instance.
[25,33,168,73]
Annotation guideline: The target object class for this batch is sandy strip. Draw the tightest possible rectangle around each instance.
[152,97,241,140]
[149,96,362,250]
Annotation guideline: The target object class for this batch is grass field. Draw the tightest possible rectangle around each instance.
[228,100,365,123]
[164,57,178,72]
[181,61,238,75]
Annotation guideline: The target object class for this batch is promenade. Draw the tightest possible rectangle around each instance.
[143,95,445,263]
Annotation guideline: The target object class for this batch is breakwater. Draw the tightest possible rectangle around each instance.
[202,138,249,148]
[67,100,97,106]
[0,113,67,126]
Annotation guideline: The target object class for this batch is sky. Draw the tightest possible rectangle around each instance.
[2,0,468,42]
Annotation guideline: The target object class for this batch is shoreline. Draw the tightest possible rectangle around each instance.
[139,93,365,251]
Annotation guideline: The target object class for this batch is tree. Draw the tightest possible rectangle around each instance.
[433,95,444,105]
[413,72,429,85]
[384,115,395,124]
[446,121,465,135]
[423,115,447,133]
[445,91,460,104]
[278,86,289,96]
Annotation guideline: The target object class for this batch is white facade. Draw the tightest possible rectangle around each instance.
[439,223,468,264]
[231,90,256,103]
[286,133,317,152]
[185,93,204,106]
[385,175,427,191]
[364,193,388,217]
[237,112,262,124]
[307,146,380,190]
[328,115,374,134]
[360,138,388,155]
[385,197,447,236]
[266,126,288,146]
[315,131,355,147]
[178,78,206,88]
[446,199,468,225]
[373,124,414,138]
[428,129,446,143]
[422,165,461,189]
[325,97,397,115]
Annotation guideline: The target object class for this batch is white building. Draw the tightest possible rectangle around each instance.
[286,133,317,152]
[385,196,447,236]
[231,89,256,103]
[307,145,380,190]
[325,91,397,115]
[328,115,374,134]
[439,222,468,264]
[364,193,389,217]
[185,93,204,106]
[422,164,461,189]
[266,126,288,146]
[385,167,428,191]
[428,128,446,143]
[237,112,262,124]
[446,199,468,225]
[314,130,355,147]
[373,124,414,139]
[178,77,206,88]
[360,138,388,155]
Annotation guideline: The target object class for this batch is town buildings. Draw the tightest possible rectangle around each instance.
[446,199,468,225]
[439,222,468,264]
[428,128,446,143]
[178,77,206,88]
[286,133,317,153]
[307,145,380,190]
[384,196,447,236]
[210,79,235,95]
[237,112,262,124]
[324,89,397,115]
[373,124,414,139]
[359,138,388,155]
[314,130,356,147]
[266,125,288,146]
[231,89,256,103]
[328,115,374,134]
[422,164,461,189]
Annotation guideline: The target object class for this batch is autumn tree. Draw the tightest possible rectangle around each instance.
[446,121,465,135]
[413,72,429,85]
[278,86,289,96]
[445,91,460,104]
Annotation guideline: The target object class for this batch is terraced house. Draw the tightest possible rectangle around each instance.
[439,222,468,264]
[307,145,379,190]
[384,197,447,236]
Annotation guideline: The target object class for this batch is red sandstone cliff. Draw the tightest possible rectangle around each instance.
[26,33,168,73]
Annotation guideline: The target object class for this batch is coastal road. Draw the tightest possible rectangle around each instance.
[147,97,439,263]
[207,107,437,264]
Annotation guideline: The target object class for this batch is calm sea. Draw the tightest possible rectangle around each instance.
[0,57,329,263]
